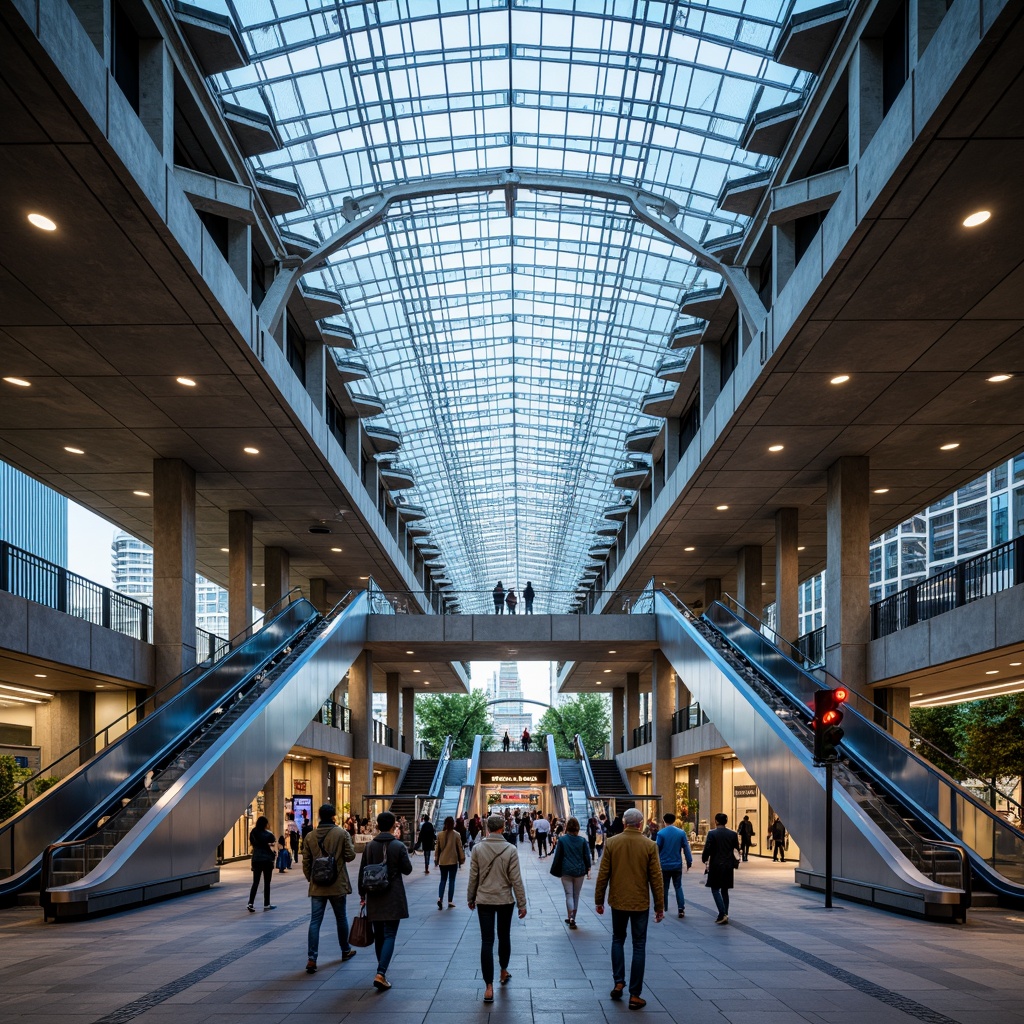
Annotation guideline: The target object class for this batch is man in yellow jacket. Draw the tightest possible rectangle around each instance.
[594,806,665,1010]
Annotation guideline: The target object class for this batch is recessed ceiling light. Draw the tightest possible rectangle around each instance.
[830,374,849,385]
[64,445,84,455]
[176,376,197,387]
[939,442,960,451]
[28,212,57,231]
[985,670,998,675]
[684,546,695,552]
[1011,662,1022,667]
[406,650,415,654]
[33,674,47,678]
[220,547,229,552]
[761,582,766,586]
[797,546,806,551]
[596,681,602,685]
[413,669,421,673]
[716,504,729,511]
[331,546,342,552]
[608,650,617,654]
[962,210,991,227]
[133,490,150,497]
[873,488,889,494]
[96,684,104,688]
[3,376,30,387]
[260,583,265,587]
[768,444,784,452]
[359,575,369,580]
[423,681,430,685]
[987,374,1012,383]
[604,669,612,673]
[243,446,260,454]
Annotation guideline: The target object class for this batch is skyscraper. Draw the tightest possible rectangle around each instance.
[490,662,532,745]
[0,461,67,565]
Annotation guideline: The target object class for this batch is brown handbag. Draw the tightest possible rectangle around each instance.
[348,905,374,947]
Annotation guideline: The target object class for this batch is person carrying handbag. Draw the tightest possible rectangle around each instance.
[467,814,527,1004]
[549,816,591,929]
[434,816,466,909]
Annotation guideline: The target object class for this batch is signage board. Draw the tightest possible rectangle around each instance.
[481,771,546,785]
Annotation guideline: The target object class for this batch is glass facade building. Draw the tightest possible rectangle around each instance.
[0,461,68,566]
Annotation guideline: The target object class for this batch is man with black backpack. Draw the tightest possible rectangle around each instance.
[302,803,358,975]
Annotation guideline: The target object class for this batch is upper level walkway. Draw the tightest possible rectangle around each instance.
[2,839,1022,1024]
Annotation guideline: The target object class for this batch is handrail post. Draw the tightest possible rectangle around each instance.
[1015,536,1024,588]
[0,540,8,592]
[56,566,67,613]
[955,562,967,609]
[102,587,111,629]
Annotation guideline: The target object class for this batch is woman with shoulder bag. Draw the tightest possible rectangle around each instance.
[467,814,528,1004]
[435,815,466,909]
[549,816,591,929]
[247,815,277,912]
[358,811,413,992]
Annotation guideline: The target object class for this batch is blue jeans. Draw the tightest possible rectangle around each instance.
[662,869,684,910]
[373,920,400,976]
[711,887,730,917]
[307,895,349,961]
[610,908,648,997]
[438,863,458,902]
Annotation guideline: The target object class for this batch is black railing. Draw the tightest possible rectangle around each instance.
[631,721,653,747]
[317,700,351,731]
[0,540,151,642]
[795,625,825,667]
[373,719,394,747]
[196,626,230,664]
[872,537,1024,639]
[671,703,709,734]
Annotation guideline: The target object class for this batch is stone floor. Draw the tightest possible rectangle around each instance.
[1,841,1023,1024]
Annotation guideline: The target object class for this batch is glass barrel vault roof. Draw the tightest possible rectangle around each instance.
[207,0,807,611]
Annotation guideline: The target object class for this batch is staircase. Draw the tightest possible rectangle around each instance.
[588,760,634,813]
[390,759,439,822]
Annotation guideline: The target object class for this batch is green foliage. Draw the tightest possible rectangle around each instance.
[960,695,1024,782]
[0,755,32,823]
[34,776,60,797]
[536,693,610,759]
[910,705,967,780]
[415,690,494,759]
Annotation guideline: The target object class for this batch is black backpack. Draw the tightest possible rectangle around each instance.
[310,829,339,886]
[363,839,391,892]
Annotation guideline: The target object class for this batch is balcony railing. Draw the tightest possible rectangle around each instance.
[196,626,230,665]
[671,703,710,734]
[0,540,151,643]
[795,625,825,668]
[317,700,351,731]
[373,718,394,747]
[631,721,653,747]
[872,537,1024,639]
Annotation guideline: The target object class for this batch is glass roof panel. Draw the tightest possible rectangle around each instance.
[204,0,809,610]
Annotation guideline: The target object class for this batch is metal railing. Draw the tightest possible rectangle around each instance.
[0,540,151,642]
[196,626,230,664]
[631,721,653,747]
[671,703,709,734]
[872,537,1024,638]
[372,719,394,747]
[795,625,825,668]
[317,700,351,731]
[367,584,658,616]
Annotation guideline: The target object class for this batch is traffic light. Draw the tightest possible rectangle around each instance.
[813,687,848,762]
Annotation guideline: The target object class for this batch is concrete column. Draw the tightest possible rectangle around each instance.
[153,458,197,689]
[612,686,625,756]
[313,755,330,811]
[33,693,82,776]
[228,510,253,642]
[826,456,870,700]
[651,652,674,819]
[664,418,680,478]
[675,675,692,712]
[700,342,721,422]
[305,338,326,414]
[698,754,724,833]
[850,38,884,157]
[345,418,361,471]
[386,672,401,750]
[264,546,291,611]
[772,223,797,298]
[348,652,374,819]
[68,0,111,61]
[139,39,174,160]
[912,0,947,59]
[225,221,250,289]
[310,578,329,614]
[625,672,640,750]
[775,507,799,644]
[402,687,415,755]
[703,577,721,610]
[875,686,911,745]
[736,545,763,623]
[263,761,285,837]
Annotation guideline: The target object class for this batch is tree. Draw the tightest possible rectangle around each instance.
[0,755,31,823]
[910,704,967,780]
[536,694,610,759]
[960,694,1024,783]
[415,690,494,759]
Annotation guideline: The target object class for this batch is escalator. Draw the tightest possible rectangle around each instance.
[0,594,317,907]
[34,591,369,919]
[657,591,1024,917]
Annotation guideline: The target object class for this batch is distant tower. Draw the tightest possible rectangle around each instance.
[111,530,154,602]
[0,462,68,564]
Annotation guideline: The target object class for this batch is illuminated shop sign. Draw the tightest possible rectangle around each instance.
[482,772,546,785]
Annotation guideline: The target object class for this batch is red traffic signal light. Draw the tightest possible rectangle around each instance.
[813,688,846,762]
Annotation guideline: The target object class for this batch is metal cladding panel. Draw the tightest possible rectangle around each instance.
[654,594,958,906]
[49,594,369,903]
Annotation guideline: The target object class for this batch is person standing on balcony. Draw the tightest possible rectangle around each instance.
[502,729,511,752]
[523,581,535,614]
[493,581,505,613]
[505,588,518,614]
[521,727,531,752]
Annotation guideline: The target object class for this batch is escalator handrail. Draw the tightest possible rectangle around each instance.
[719,591,1024,817]
[0,586,305,805]
[428,736,454,798]
[573,734,601,801]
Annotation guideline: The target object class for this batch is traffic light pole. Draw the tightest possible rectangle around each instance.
[824,760,834,909]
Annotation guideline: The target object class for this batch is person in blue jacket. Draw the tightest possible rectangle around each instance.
[654,812,693,918]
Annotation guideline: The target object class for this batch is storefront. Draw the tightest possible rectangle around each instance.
[479,769,547,817]
[723,760,800,861]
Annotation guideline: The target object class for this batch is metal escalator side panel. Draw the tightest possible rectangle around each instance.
[0,599,318,897]
[44,593,370,913]
[655,594,964,913]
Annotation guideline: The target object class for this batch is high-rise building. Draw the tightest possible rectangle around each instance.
[0,461,67,565]
[490,662,532,744]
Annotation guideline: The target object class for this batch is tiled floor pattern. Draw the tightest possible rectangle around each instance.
[2,841,1023,1024]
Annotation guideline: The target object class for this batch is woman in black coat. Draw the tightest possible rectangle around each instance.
[701,812,740,925]
[359,811,413,992]
[247,815,276,912]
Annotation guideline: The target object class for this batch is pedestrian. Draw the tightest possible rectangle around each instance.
[594,807,665,1010]
[247,815,277,912]
[609,813,624,836]
[435,815,466,909]
[302,803,358,974]
[505,588,518,614]
[276,835,292,872]
[518,813,529,844]
[358,810,413,992]
[737,815,754,862]
[468,814,482,851]
[467,813,528,1004]
[415,813,436,873]
[702,812,741,924]
[550,816,591,929]
[502,729,511,752]
[493,581,505,614]
[769,816,787,862]
[586,814,598,860]
[521,728,531,752]
[523,581,535,614]
[655,812,692,918]
[285,811,300,860]
[534,812,551,857]
[455,815,467,847]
